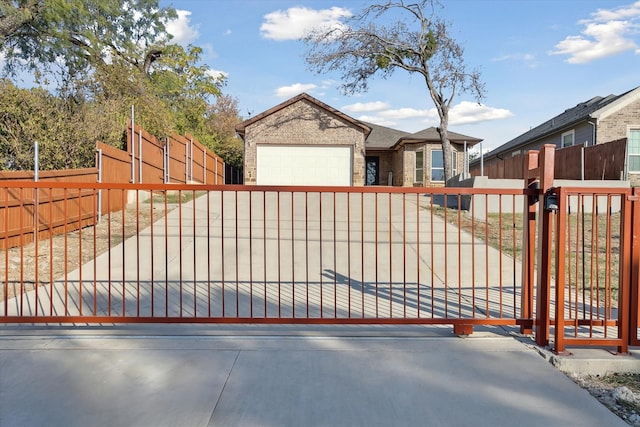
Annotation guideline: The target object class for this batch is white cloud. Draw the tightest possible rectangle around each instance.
[341,101,390,113]
[260,6,352,41]
[550,1,640,63]
[357,115,397,127]
[379,108,433,120]
[492,53,539,68]
[275,83,318,97]
[206,69,228,80]
[448,101,514,125]
[166,10,200,45]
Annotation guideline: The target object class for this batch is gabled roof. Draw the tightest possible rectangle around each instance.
[485,86,640,159]
[362,121,410,149]
[235,92,371,137]
[393,127,482,148]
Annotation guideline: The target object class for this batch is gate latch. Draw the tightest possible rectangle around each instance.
[544,190,558,212]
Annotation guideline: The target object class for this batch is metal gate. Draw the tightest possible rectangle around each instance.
[2,181,533,331]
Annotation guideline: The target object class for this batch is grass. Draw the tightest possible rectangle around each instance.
[146,190,207,204]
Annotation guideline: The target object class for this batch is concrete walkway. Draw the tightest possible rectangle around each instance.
[0,325,629,427]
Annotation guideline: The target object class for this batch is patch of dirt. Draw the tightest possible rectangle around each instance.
[1,203,169,301]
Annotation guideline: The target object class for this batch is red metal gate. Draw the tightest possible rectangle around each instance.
[1,181,533,331]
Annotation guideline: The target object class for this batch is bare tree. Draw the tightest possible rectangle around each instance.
[303,0,485,182]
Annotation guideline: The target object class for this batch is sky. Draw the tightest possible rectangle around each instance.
[161,0,640,152]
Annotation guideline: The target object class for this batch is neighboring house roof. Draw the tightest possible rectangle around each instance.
[392,127,482,149]
[362,121,410,149]
[483,86,640,160]
[235,92,372,138]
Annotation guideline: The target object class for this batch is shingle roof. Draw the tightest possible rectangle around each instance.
[484,87,638,159]
[395,127,482,147]
[362,121,410,149]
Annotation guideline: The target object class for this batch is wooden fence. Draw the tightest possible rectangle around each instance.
[471,138,627,180]
[1,123,226,249]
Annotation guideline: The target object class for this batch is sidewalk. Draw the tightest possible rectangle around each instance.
[0,325,629,427]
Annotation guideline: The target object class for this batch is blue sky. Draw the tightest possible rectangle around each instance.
[161,0,640,152]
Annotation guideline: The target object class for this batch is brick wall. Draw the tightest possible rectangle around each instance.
[598,98,640,144]
[243,99,366,185]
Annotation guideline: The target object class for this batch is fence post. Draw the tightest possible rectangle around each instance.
[96,148,103,223]
[535,144,556,347]
[630,187,640,346]
[520,150,538,334]
[130,108,135,184]
[138,128,143,183]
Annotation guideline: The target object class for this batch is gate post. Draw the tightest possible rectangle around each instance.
[631,188,640,346]
[520,150,539,334]
[535,144,555,347]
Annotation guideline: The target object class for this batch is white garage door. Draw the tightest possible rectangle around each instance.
[257,145,352,186]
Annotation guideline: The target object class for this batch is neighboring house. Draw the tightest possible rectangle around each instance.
[236,93,482,187]
[476,86,640,180]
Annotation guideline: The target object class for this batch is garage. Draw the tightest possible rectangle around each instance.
[256,145,353,186]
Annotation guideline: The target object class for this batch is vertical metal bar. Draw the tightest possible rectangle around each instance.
[3,187,8,316]
[618,192,632,354]
[485,193,489,317]
[277,191,281,318]
[291,191,295,318]
[63,188,69,316]
[444,194,448,316]
[416,192,420,319]
[206,190,211,318]
[18,188,24,316]
[150,190,155,317]
[388,192,392,318]
[164,191,169,317]
[263,191,267,317]
[457,194,462,317]
[49,186,54,316]
[347,192,352,318]
[193,190,197,317]
[221,190,225,317]
[555,188,567,354]
[77,187,82,316]
[471,194,476,315]
[333,192,337,318]
[136,190,140,317]
[319,192,323,318]
[430,193,435,318]
[138,130,143,183]
[120,189,126,317]
[498,194,503,318]
[107,189,112,316]
[361,192,365,318]
[249,190,254,317]
[305,191,309,318]
[34,186,39,316]
[179,190,183,317]
[402,193,406,318]
[375,193,379,318]
[130,109,135,183]
[236,190,240,317]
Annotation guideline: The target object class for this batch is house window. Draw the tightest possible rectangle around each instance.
[629,129,640,173]
[561,130,575,148]
[431,149,457,182]
[414,150,424,184]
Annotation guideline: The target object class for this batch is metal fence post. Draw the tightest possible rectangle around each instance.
[535,144,556,347]
[520,150,538,334]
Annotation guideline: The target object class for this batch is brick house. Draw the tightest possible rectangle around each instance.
[236,93,482,186]
[476,85,640,182]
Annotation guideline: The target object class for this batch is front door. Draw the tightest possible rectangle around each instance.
[365,156,379,185]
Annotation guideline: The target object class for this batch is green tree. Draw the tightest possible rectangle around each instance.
[205,94,243,168]
[0,79,95,170]
[304,0,485,182]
